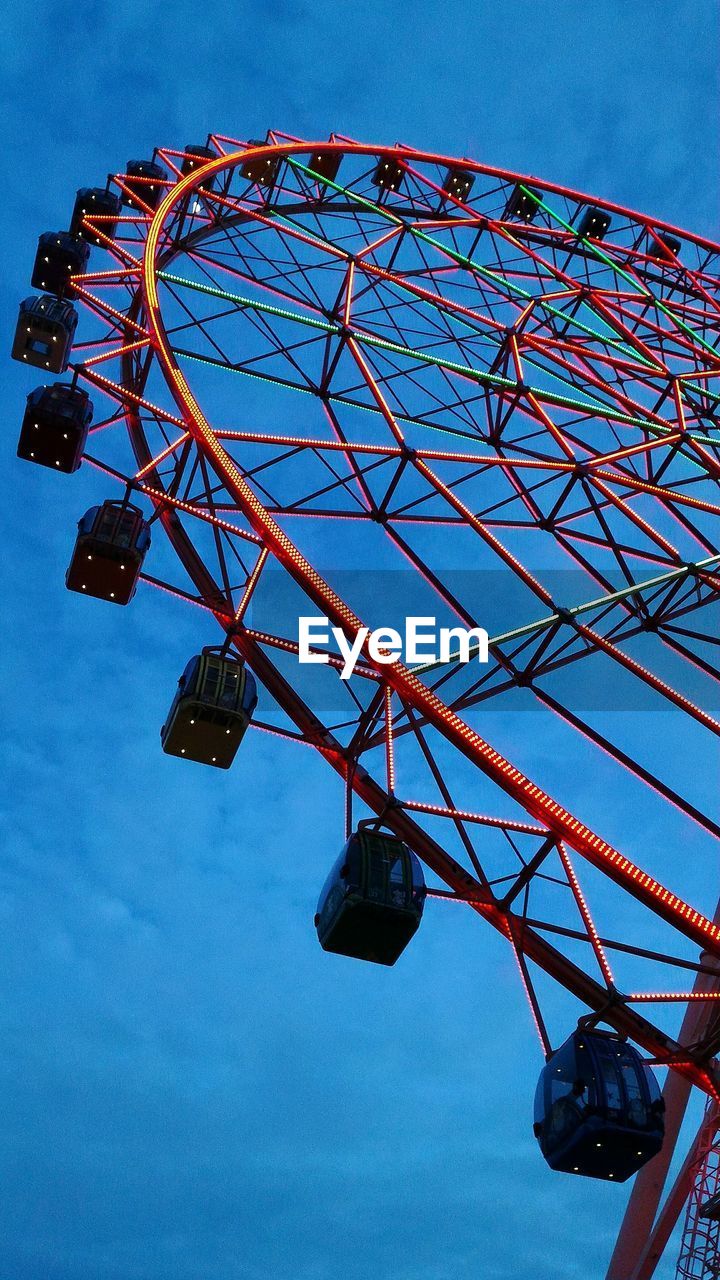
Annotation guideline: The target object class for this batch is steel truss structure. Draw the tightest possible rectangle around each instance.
[677,1102,720,1278]
[23,132,720,1272]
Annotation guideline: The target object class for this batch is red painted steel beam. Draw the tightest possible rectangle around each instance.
[606,953,720,1279]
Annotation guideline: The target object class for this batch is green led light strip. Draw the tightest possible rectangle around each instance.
[412,553,720,676]
[287,157,662,371]
[519,183,720,363]
[159,269,687,433]
[273,175,720,413]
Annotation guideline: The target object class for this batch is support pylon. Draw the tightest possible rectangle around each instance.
[607,936,720,1280]
[676,1102,720,1279]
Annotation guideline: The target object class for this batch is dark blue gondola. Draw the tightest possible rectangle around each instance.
[372,157,404,194]
[31,231,89,298]
[533,1028,665,1182]
[65,500,151,604]
[17,382,92,472]
[11,296,77,373]
[648,231,681,262]
[315,827,426,966]
[70,188,122,244]
[241,141,280,188]
[504,182,540,222]
[122,159,167,211]
[577,206,612,241]
[442,167,475,201]
[307,150,342,184]
[181,144,217,185]
[161,648,258,768]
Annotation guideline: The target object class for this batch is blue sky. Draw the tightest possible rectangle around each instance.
[1,2,719,1277]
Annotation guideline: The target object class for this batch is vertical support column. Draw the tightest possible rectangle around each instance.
[606,939,720,1280]
[675,1102,720,1278]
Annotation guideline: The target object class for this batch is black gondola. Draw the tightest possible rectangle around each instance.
[307,151,342,184]
[65,500,151,604]
[11,295,77,373]
[161,649,258,768]
[122,159,167,211]
[503,182,540,222]
[315,827,426,966]
[648,231,681,262]
[70,187,122,243]
[17,382,93,472]
[31,231,89,298]
[577,206,612,241]
[241,142,280,188]
[181,145,218,186]
[372,157,404,194]
[442,167,475,201]
[533,1028,665,1181]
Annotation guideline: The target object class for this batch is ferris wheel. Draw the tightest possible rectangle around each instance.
[12,131,720,1275]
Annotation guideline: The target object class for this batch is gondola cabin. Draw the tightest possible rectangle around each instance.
[442,167,475,201]
[504,182,540,222]
[65,501,150,604]
[161,650,258,768]
[307,151,342,184]
[648,231,681,262]
[18,382,92,472]
[70,187,122,243]
[241,142,280,188]
[181,144,217,185]
[31,231,89,298]
[533,1029,664,1182]
[12,296,77,373]
[122,159,167,211]
[315,828,426,966]
[577,206,612,241]
[372,157,404,193]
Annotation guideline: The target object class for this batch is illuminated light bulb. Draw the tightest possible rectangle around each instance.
[596,1143,602,1148]
[30,452,34,457]
[211,756,217,762]
[190,719,195,725]
[82,584,86,589]
[181,748,186,754]
[55,461,59,466]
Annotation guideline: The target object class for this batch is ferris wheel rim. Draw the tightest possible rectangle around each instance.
[125,138,718,979]
[43,130,717,1097]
